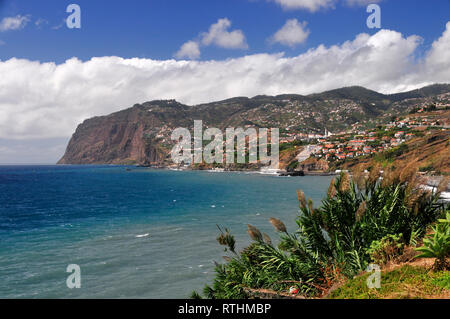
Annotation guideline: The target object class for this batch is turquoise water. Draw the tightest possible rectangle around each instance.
[0,166,332,298]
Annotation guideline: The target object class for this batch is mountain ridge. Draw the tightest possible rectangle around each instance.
[58,84,450,165]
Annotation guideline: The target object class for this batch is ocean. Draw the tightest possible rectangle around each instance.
[0,165,332,298]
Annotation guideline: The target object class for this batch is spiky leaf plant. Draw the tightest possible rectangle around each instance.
[415,212,450,270]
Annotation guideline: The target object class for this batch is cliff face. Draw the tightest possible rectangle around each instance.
[58,104,170,165]
[58,84,450,165]
[58,97,273,165]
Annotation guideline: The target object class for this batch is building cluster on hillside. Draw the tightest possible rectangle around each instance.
[291,110,450,164]
[146,100,449,168]
[308,131,407,162]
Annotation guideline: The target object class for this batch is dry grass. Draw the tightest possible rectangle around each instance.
[341,130,450,176]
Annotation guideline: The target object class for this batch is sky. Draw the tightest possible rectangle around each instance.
[0,0,449,163]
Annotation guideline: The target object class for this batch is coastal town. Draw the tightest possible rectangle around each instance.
[137,90,450,175]
[156,104,450,176]
[280,107,450,168]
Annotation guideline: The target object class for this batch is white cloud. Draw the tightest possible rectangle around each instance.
[175,18,248,60]
[0,23,449,153]
[270,19,310,47]
[0,15,30,32]
[200,18,248,49]
[175,41,201,60]
[424,21,450,81]
[272,0,336,12]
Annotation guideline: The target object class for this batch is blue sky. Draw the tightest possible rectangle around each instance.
[0,0,448,62]
[0,0,449,164]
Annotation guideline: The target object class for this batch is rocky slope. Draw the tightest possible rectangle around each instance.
[58,84,450,165]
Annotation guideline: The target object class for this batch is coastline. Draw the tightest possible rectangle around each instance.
[52,163,450,202]
[134,165,450,202]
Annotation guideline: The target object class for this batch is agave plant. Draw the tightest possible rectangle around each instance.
[415,212,450,270]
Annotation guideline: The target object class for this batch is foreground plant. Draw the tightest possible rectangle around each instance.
[366,234,405,266]
[415,212,450,271]
[196,167,445,299]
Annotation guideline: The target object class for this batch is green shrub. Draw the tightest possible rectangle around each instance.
[366,234,404,265]
[198,169,443,299]
[415,212,450,270]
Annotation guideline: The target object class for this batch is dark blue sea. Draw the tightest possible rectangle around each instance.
[0,165,332,298]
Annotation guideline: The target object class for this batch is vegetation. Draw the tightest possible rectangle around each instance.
[373,143,409,164]
[415,212,450,271]
[279,140,305,152]
[194,165,447,299]
[329,265,449,299]
[366,234,404,266]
